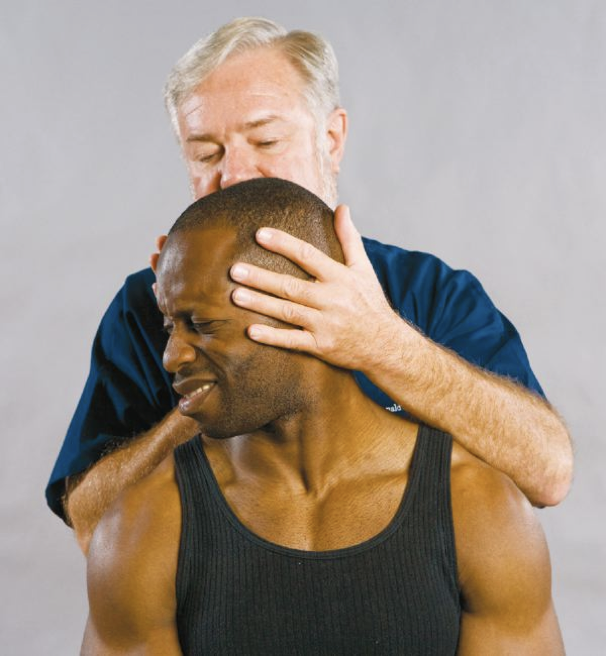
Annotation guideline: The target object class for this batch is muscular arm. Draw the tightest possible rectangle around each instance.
[66,408,198,554]
[451,445,564,654]
[228,208,573,506]
[48,267,199,545]
[82,455,182,655]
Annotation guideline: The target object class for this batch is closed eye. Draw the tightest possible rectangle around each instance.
[191,320,226,334]
[198,152,220,163]
[162,319,226,335]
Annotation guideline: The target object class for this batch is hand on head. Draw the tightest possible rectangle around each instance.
[229,204,401,373]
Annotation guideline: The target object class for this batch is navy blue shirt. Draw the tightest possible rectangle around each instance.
[46,237,543,521]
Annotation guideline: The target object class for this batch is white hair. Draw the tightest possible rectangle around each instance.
[164,17,341,138]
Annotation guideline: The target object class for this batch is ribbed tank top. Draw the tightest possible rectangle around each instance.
[174,425,460,655]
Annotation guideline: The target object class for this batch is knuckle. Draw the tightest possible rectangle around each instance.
[281,276,301,300]
[281,302,301,325]
[283,332,299,349]
[298,240,317,263]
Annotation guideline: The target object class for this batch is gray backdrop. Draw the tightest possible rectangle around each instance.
[2,0,604,653]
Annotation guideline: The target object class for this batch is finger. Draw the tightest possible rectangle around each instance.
[246,323,319,354]
[150,235,168,272]
[230,264,326,307]
[255,228,343,281]
[150,252,160,272]
[334,205,373,270]
[232,287,318,327]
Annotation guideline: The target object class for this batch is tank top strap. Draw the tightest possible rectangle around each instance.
[410,424,454,500]
[405,424,457,591]
[173,428,460,654]
[173,436,220,616]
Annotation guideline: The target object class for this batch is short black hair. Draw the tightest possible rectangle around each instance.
[167,178,343,278]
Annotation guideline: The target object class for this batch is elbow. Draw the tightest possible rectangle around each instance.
[532,433,575,508]
[535,476,571,508]
[70,514,94,556]
[73,521,94,556]
[540,462,574,508]
[64,480,93,556]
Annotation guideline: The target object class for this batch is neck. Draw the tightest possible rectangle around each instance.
[205,363,415,496]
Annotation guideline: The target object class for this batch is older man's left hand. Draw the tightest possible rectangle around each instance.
[229,205,405,373]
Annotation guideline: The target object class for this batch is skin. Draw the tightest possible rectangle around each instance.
[66,47,345,553]
[228,218,573,506]
[171,46,572,505]
[176,47,345,205]
[82,228,564,654]
[156,228,313,441]
[67,42,572,553]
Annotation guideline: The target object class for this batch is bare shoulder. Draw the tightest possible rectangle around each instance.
[450,441,537,523]
[83,454,182,654]
[449,441,545,584]
[89,453,181,561]
[449,442,564,654]
[88,451,181,591]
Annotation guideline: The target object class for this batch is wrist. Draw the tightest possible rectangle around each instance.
[359,311,416,382]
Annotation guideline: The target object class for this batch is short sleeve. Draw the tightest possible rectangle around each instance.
[45,268,175,521]
[425,268,544,395]
[355,238,544,416]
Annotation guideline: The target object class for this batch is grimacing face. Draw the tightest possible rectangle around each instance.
[176,47,345,206]
[156,227,308,438]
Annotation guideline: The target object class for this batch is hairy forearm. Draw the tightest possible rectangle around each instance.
[65,408,199,554]
[367,316,573,506]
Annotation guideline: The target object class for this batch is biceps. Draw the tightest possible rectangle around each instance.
[458,604,564,655]
[86,552,181,654]
[85,511,181,653]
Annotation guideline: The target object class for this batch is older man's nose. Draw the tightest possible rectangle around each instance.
[219,147,260,189]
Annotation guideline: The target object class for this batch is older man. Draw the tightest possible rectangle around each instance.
[49,18,572,552]
[83,179,564,655]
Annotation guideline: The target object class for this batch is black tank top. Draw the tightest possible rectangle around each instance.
[174,425,460,655]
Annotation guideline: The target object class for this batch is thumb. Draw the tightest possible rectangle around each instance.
[334,205,370,269]
[150,234,168,272]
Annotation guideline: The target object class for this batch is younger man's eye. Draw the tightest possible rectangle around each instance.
[192,320,221,334]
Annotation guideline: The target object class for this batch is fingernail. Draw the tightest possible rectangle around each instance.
[231,264,249,281]
[248,325,262,340]
[257,228,273,243]
[232,288,251,304]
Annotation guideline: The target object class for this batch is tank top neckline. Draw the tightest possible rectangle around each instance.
[191,424,428,560]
